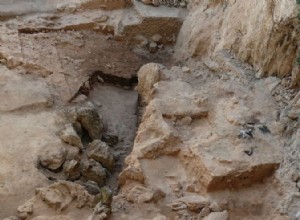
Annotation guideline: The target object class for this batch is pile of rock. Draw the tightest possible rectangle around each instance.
[38,102,117,196]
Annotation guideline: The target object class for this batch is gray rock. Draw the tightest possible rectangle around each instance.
[81,159,106,186]
[76,103,104,140]
[39,144,66,171]
[63,159,81,180]
[78,180,101,196]
[102,133,118,147]
[61,123,83,148]
[87,140,115,171]
[199,206,211,218]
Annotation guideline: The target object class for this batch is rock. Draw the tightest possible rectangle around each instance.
[63,159,81,180]
[32,181,93,211]
[81,159,106,186]
[118,166,145,186]
[76,180,101,196]
[152,34,162,43]
[94,186,113,206]
[39,144,66,171]
[136,63,161,104]
[153,214,167,220]
[88,202,111,220]
[199,206,211,218]
[3,217,19,220]
[87,140,115,171]
[182,66,190,73]
[17,200,33,219]
[76,103,104,140]
[101,133,118,147]
[149,42,158,53]
[126,185,166,204]
[60,123,83,148]
[71,94,88,103]
[204,211,228,220]
[209,202,223,212]
[32,216,73,220]
[135,35,149,48]
[65,146,81,161]
[287,110,299,120]
[171,201,188,211]
[174,196,210,212]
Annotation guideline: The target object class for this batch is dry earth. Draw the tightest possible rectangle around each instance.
[0,0,299,220]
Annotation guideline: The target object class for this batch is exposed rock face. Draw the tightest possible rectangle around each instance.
[176,0,299,79]
[87,140,115,171]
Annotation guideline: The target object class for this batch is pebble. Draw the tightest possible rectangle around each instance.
[149,42,158,53]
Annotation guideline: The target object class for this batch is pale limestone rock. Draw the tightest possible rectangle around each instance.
[153,214,167,220]
[39,143,66,171]
[126,185,165,204]
[61,124,83,148]
[17,199,34,219]
[204,211,228,220]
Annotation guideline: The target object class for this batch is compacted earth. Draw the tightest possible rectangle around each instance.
[0,0,299,220]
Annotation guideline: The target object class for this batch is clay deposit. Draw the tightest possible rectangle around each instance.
[0,0,299,220]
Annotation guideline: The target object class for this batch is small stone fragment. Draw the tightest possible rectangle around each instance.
[152,34,162,43]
